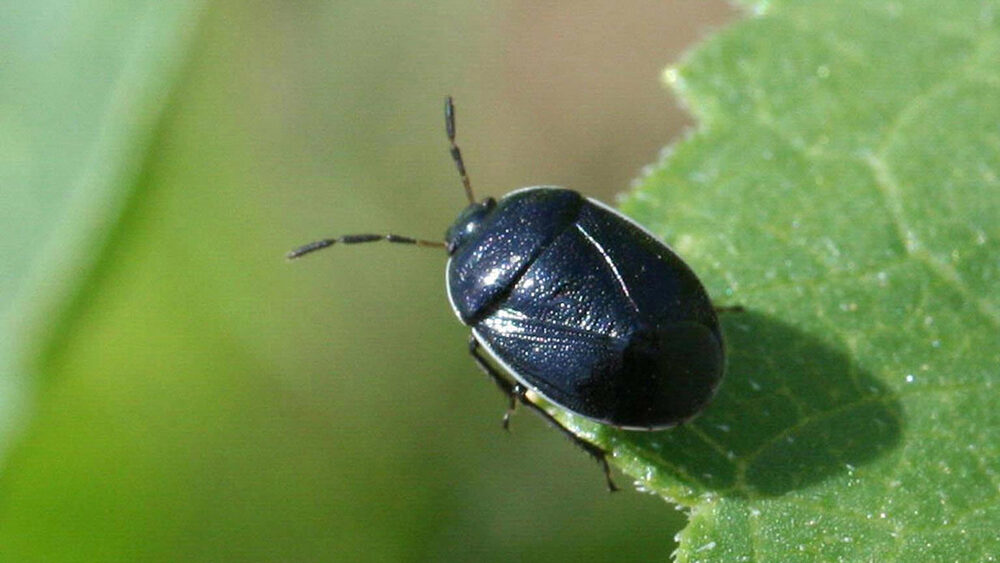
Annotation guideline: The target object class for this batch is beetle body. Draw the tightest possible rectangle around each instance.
[446,186,723,429]
[289,98,729,489]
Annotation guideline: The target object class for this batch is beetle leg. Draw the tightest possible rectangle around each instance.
[510,391,619,493]
[467,335,618,491]
[468,336,518,431]
[501,384,525,431]
[714,304,745,314]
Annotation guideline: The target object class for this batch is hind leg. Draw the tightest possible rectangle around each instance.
[467,336,618,492]
[714,304,745,314]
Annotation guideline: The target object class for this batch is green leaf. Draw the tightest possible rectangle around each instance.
[556,1,1000,560]
[0,1,206,457]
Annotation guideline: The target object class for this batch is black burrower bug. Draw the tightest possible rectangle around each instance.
[288,97,728,491]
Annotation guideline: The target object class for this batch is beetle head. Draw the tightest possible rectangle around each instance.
[445,197,496,255]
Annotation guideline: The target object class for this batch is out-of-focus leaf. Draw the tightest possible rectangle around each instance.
[0,1,205,457]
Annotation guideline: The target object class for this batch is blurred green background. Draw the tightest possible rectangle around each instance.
[1,1,733,560]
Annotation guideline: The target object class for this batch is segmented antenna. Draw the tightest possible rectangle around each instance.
[287,234,444,260]
[445,96,475,203]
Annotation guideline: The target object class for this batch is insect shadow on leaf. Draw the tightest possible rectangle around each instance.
[611,310,903,497]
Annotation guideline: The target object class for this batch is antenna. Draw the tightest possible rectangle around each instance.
[445,96,476,204]
[287,234,445,260]
[286,99,468,260]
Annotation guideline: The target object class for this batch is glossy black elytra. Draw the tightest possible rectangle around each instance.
[289,97,726,491]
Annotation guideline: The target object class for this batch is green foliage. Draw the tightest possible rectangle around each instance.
[555,0,1000,560]
[4,0,996,560]
[0,0,206,457]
